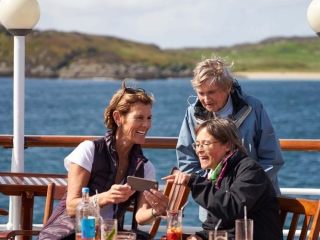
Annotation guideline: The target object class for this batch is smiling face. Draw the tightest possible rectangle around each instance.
[195,81,231,112]
[195,127,230,170]
[116,102,152,145]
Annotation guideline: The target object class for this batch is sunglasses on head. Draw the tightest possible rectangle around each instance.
[115,87,147,106]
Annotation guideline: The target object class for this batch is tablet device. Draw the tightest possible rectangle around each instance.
[127,176,159,192]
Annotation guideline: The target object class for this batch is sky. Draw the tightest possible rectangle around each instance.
[34,0,317,49]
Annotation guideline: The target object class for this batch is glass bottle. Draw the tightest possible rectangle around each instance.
[75,187,96,240]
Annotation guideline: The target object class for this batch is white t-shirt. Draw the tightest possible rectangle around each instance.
[64,140,156,219]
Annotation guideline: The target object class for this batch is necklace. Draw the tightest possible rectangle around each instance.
[118,165,128,175]
[117,154,129,178]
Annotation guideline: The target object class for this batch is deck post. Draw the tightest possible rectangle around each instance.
[8,35,26,232]
[0,0,40,234]
[11,36,25,173]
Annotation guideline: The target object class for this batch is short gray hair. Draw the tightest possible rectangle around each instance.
[191,55,234,91]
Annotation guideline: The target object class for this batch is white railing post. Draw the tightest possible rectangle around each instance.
[8,36,25,231]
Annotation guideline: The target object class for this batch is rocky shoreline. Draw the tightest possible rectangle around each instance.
[0,61,193,80]
[1,59,320,80]
[59,62,193,79]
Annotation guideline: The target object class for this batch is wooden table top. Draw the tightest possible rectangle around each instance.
[0,174,67,186]
[0,172,67,196]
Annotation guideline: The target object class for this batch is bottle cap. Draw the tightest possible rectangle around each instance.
[82,187,89,193]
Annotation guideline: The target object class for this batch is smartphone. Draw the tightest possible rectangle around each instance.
[127,176,159,192]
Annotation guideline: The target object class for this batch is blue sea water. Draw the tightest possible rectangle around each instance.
[0,77,320,233]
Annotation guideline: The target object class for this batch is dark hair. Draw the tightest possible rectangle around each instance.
[104,79,155,131]
[195,118,247,155]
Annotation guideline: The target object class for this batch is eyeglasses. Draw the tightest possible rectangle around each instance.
[192,141,220,151]
[115,87,147,106]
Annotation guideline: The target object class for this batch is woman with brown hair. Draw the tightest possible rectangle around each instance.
[38,80,168,239]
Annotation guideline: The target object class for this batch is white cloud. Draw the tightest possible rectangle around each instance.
[34,0,316,49]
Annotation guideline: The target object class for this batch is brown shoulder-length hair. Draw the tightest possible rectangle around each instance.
[195,118,247,155]
[104,79,155,131]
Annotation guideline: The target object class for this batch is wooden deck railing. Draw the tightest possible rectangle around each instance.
[0,135,320,151]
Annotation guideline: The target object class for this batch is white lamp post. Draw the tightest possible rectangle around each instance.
[0,0,40,232]
[307,0,320,37]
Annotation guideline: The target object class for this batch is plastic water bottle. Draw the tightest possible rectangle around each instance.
[75,187,96,240]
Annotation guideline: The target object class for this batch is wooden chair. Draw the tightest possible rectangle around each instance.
[0,182,66,240]
[148,166,191,239]
[278,196,320,240]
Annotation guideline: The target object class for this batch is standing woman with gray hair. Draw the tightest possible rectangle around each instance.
[165,118,283,240]
[176,55,284,222]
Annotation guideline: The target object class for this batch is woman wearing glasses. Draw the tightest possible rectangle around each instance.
[163,118,283,240]
[176,55,284,225]
[38,80,168,240]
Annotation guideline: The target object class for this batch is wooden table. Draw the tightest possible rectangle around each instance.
[0,172,67,239]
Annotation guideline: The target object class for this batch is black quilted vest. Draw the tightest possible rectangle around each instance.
[41,130,147,237]
[89,131,146,229]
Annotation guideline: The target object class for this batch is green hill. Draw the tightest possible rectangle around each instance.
[0,25,319,79]
[180,37,320,72]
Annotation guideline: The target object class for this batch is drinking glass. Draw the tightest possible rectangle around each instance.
[166,210,183,240]
[95,216,101,240]
[116,231,136,240]
[101,219,117,240]
[235,219,253,240]
[208,230,228,240]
